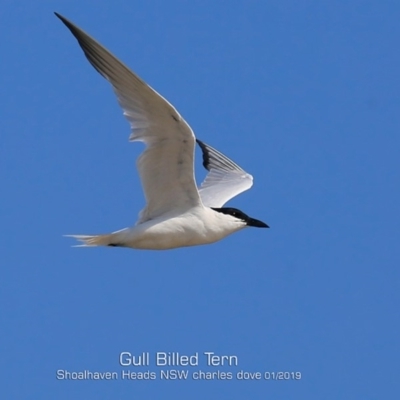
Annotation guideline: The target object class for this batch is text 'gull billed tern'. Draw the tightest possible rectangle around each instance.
[55,12,269,250]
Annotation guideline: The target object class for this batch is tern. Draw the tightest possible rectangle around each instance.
[56,13,269,250]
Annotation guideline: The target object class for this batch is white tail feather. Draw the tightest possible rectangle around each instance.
[64,233,116,247]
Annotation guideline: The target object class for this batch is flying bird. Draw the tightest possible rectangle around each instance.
[55,12,269,250]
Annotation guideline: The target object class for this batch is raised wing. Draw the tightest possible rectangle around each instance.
[55,13,202,222]
[196,140,253,207]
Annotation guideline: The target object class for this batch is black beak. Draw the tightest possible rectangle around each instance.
[247,218,269,228]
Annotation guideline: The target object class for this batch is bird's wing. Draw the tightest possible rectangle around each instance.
[55,13,202,223]
[196,140,253,207]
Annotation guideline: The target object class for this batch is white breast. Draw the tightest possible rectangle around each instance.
[116,208,245,250]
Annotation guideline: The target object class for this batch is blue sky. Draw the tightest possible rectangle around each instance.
[1,0,399,398]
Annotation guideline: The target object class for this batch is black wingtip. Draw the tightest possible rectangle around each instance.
[54,12,64,21]
[54,12,80,36]
[54,12,70,30]
[196,139,211,171]
[53,12,92,54]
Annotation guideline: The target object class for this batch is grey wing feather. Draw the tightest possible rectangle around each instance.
[196,140,253,207]
[54,12,180,140]
[55,13,201,222]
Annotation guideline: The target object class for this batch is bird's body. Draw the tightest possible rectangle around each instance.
[74,208,245,250]
[56,13,268,250]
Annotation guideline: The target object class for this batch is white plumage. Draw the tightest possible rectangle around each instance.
[56,13,268,250]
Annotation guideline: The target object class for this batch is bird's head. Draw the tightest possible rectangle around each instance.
[211,207,269,228]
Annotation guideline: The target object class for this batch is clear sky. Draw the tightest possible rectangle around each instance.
[1,1,399,398]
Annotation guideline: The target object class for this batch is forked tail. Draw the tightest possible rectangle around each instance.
[64,234,114,247]
[64,230,128,247]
